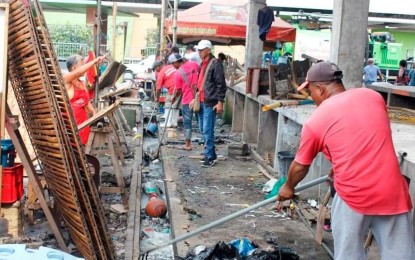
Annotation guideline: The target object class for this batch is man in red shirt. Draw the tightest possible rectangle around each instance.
[169,53,199,150]
[277,62,415,259]
[156,59,178,128]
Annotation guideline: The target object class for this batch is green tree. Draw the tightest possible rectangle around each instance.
[48,23,93,44]
[146,28,159,47]
[48,23,94,58]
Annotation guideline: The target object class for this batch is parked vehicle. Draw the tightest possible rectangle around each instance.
[124,55,156,82]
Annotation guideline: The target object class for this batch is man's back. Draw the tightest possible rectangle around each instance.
[363,64,380,84]
[156,64,176,94]
[296,88,411,215]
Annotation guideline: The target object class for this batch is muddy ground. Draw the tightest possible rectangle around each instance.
[160,124,334,259]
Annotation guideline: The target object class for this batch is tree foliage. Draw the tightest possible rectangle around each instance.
[146,28,159,47]
[48,23,94,45]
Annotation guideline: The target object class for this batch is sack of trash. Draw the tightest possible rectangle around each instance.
[182,237,299,260]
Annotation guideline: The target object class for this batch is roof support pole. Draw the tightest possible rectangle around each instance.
[112,2,117,58]
[159,0,167,59]
[94,0,102,107]
[329,0,369,89]
[172,0,179,46]
[245,0,266,69]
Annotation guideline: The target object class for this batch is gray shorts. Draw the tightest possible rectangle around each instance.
[332,194,415,260]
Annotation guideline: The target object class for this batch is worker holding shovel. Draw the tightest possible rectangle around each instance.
[277,62,415,260]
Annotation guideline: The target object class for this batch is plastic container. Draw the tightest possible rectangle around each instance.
[0,244,84,260]
[1,163,24,204]
[277,151,295,176]
[142,181,159,195]
[1,139,16,167]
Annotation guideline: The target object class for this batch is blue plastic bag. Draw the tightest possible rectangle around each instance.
[228,237,256,257]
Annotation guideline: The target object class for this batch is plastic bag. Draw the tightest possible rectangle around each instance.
[265,176,286,199]
[229,238,256,257]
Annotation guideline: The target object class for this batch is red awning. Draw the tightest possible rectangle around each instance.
[165,0,296,46]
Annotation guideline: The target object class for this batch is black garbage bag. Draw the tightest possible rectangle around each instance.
[185,241,239,260]
[183,240,299,260]
[244,247,299,260]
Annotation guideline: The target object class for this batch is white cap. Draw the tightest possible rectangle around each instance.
[196,40,212,50]
[168,53,183,64]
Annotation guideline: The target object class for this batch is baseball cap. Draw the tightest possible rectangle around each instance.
[152,61,163,70]
[297,62,343,91]
[196,40,212,50]
[168,53,183,64]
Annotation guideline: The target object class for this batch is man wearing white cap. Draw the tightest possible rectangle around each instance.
[195,40,227,167]
[277,62,415,259]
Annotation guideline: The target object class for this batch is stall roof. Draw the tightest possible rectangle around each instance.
[165,0,296,46]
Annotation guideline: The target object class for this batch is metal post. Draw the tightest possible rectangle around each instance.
[159,0,167,59]
[94,0,102,107]
[172,0,178,46]
[112,2,117,58]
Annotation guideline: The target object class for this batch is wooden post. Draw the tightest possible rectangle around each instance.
[0,3,10,214]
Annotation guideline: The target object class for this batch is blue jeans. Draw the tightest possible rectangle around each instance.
[201,104,217,161]
[182,104,193,140]
[198,103,204,138]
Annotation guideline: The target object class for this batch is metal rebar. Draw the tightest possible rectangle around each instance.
[140,175,330,255]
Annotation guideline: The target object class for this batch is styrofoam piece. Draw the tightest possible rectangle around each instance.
[0,244,84,260]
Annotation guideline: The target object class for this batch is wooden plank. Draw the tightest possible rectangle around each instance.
[125,113,143,260]
[99,186,125,193]
[256,164,276,180]
[268,64,277,99]
[250,148,278,176]
[0,3,10,214]
[78,100,120,130]
[107,135,128,208]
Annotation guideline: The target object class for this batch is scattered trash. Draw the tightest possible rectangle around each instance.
[229,237,256,257]
[185,239,300,260]
[143,181,160,195]
[307,199,318,208]
[152,159,160,164]
[110,204,127,214]
[225,203,250,208]
[265,176,286,199]
[262,179,279,193]
[193,245,207,255]
[133,133,142,140]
